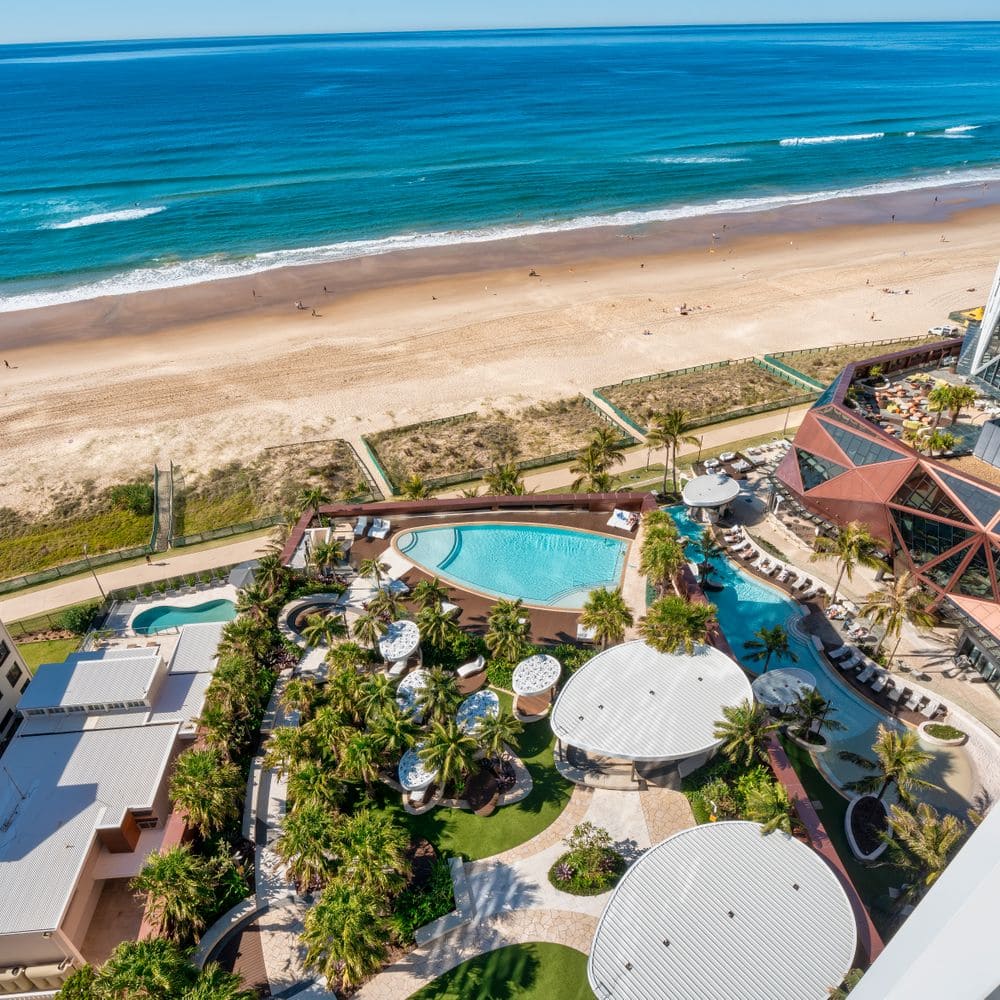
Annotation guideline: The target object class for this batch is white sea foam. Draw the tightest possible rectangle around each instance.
[779,132,885,146]
[6,166,1000,313]
[644,155,749,165]
[945,125,979,133]
[906,131,916,137]
[43,206,167,230]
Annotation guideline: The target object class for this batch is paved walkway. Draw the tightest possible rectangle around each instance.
[0,533,270,623]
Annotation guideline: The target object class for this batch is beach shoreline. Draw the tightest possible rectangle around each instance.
[0,182,996,515]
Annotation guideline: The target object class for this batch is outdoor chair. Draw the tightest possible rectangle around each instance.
[905,692,924,712]
[457,655,486,679]
[888,686,905,704]
[871,673,889,694]
[828,644,851,660]
[856,665,875,684]
[354,516,369,537]
[368,517,391,539]
[919,700,941,719]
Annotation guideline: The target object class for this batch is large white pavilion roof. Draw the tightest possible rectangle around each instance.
[589,821,857,1000]
[681,473,741,509]
[549,640,752,762]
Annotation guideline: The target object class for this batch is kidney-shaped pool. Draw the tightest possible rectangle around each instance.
[395,523,628,609]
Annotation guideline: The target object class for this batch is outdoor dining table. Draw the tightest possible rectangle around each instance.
[456,690,500,733]
[398,746,436,792]
[379,619,420,662]
[512,654,562,696]
[395,668,430,716]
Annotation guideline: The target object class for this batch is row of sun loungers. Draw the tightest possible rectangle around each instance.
[723,528,825,597]
[826,643,945,718]
[354,515,392,539]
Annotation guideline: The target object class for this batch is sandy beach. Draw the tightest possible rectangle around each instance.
[1,184,998,514]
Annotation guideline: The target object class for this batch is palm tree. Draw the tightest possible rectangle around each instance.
[311,539,345,579]
[301,611,349,648]
[640,595,717,654]
[218,616,273,661]
[418,667,463,724]
[570,442,607,492]
[694,528,722,579]
[647,409,700,495]
[365,588,402,623]
[861,571,935,661]
[87,939,203,999]
[810,521,887,603]
[589,425,627,470]
[340,732,384,787]
[130,844,218,944]
[417,603,460,648]
[789,688,846,741]
[370,705,419,761]
[924,430,958,456]
[298,486,330,522]
[280,677,323,721]
[579,587,634,648]
[639,532,687,596]
[356,673,397,720]
[169,747,243,838]
[400,474,432,499]
[713,700,781,766]
[235,582,275,621]
[332,807,411,896]
[254,553,290,596]
[302,879,390,988]
[883,801,967,902]
[838,724,939,803]
[945,384,977,425]
[743,625,798,673]
[358,556,388,587]
[263,724,314,778]
[484,461,526,495]
[475,709,524,762]
[287,761,342,812]
[326,640,372,673]
[484,599,530,661]
[325,665,364,723]
[420,719,480,793]
[184,964,256,1000]
[744,781,795,835]
[352,609,387,651]
[275,801,338,892]
[411,575,451,610]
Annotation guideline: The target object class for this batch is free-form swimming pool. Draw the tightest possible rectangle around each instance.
[668,507,973,813]
[396,523,628,609]
[132,598,237,635]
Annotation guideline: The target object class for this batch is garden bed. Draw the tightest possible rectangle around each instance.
[845,794,889,862]
[918,721,967,747]
[548,848,627,896]
[769,336,945,386]
[786,727,830,753]
[365,397,630,486]
[599,360,801,433]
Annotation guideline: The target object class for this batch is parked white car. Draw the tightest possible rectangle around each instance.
[928,324,960,336]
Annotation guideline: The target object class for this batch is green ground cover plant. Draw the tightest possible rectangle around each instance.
[923,723,966,741]
[773,336,943,386]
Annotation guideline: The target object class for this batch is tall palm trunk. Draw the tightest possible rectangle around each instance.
[661,445,670,495]
[671,441,679,495]
[832,563,847,603]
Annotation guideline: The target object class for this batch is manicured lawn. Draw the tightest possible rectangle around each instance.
[16,637,79,673]
[782,739,901,935]
[387,692,573,861]
[411,943,591,1000]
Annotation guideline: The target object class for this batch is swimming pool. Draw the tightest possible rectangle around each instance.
[395,523,628,609]
[132,598,237,635]
[668,507,973,813]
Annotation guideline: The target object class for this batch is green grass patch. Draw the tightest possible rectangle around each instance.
[387,692,572,861]
[781,739,902,935]
[15,637,79,673]
[0,508,152,579]
[176,490,260,536]
[923,723,966,741]
[771,336,945,386]
[411,943,590,1000]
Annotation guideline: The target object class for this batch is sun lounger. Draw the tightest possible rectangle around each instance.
[801,588,820,600]
[919,699,940,719]
[576,623,597,642]
[795,576,812,591]
[354,515,369,537]
[840,651,862,670]
[456,655,486,679]
[905,692,924,711]
[387,660,409,679]
[828,645,851,660]
[441,601,460,617]
[888,686,905,704]
[871,673,889,693]
[751,556,767,571]
[607,508,640,531]
[368,517,391,539]
[776,567,790,583]
[856,665,875,684]
[381,577,410,596]
[810,635,824,652]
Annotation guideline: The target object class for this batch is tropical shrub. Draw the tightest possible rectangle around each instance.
[391,858,456,942]
[59,603,101,635]
[109,482,155,516]
[548,822,626,896]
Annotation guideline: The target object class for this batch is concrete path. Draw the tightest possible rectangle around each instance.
[0,533,270,623]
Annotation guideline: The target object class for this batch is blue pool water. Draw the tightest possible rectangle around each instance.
[132,598,236,635]
[396,523,627,608]
[668,507,973,812]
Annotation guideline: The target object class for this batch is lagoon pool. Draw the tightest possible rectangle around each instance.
[668,507,974,814]
[396,523,627,609]
[132,598,236,635]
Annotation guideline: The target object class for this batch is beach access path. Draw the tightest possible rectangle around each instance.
[0,533,270,623]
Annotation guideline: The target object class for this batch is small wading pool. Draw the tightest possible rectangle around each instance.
[132,598,236,635]
[395,523,628,609]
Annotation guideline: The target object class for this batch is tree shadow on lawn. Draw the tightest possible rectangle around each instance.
[412,946,541,1000]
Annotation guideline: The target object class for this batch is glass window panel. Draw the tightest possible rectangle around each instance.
[892,472,970,524]
[935,471,1000,527]
[923,546,970,590]
[819,419,906,467]
[891,509,972,564]
[818,406,882,435]
[796,448,847,492]
[955,545,996,600]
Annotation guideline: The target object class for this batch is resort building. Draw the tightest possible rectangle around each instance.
[0,622,223,992]
[588,821,857,1000]
[550,640,752,787]
[0,618,29,747]
[773,335,1000,692]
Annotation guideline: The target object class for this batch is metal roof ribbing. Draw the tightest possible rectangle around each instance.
[168,621,225,674]
[550,641,752,762]
[589,822,857,1000]
[0,723,178,935]
[19,648,161,711]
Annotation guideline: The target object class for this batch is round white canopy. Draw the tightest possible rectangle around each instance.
[456,690,500,732]
[512,654,562,696]
[398,746,436,791]
[395,668,430,715]
[751,668,816,710]
[379,619,420,662]
[682,473,742,509]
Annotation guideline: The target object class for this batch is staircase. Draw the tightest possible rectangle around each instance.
[152,464,172,552]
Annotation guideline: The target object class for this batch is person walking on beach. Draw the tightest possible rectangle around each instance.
[3,360,8,368]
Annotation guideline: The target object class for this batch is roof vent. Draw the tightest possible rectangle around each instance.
[624,962,633,971]
[728,910,735,918]
[649,690,655,695]
[793,883,800,891]
[662,939,670,947]
[598,704,604,710]
[579,715,584,721]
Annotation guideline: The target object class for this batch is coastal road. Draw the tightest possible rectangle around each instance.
[0,534,270,624]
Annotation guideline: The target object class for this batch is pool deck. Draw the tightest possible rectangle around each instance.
[346,507,641,645]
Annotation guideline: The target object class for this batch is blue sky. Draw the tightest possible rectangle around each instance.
[4,0,999,44]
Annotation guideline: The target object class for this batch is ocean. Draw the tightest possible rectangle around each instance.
[2,22,1000,311]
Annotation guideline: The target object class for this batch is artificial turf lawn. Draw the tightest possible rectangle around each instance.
[389,691,573,861]
[15,637,79,673]
[410,943,591,1000]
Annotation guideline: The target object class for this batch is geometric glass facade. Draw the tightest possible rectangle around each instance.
[820,419,907,466]
[796,448,847,491]
[936,470,1000,526]
[891,509,972,564]
[955,545,995,600]
[893,472,970,524]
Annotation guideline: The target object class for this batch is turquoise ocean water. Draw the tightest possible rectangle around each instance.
[2,23,1000,311]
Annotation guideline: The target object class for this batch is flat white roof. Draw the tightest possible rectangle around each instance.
[589,821,857,1000]
[681,473,742,508]
[168,621,225,674]
[550,641,752,762]
[0,722,178,935]
[19,648,161,712]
